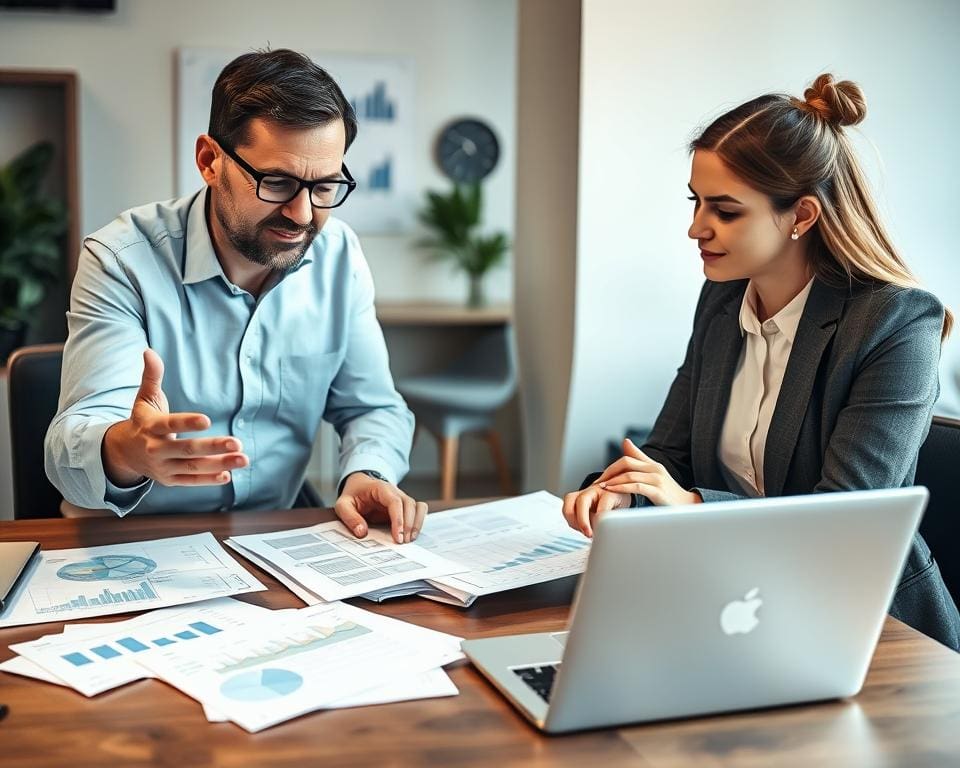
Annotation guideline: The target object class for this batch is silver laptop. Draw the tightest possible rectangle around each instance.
[461,487,927,733]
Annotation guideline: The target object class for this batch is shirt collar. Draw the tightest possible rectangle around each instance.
[183,189,226,285]
[738,277,815,343]
[182,188,315,287]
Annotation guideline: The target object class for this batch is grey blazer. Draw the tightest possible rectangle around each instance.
[636,277,959,650]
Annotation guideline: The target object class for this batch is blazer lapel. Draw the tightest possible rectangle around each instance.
[692,288,746,490]
[763,279,846,496]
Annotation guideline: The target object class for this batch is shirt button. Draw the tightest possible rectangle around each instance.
[218,505,228,512]
[237,417,246,428]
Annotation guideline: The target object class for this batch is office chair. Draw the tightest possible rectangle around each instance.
[7,343,322,518]
[7,344,65,519]
[398,325,517,500]
[916,415,960,608]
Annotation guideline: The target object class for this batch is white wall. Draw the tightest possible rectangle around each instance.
[0,0,517,304]
[0,0,519,491]
[557,0,960,491]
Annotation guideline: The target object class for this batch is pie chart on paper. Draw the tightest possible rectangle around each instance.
[220,668,304,702]
[56,555,158,581]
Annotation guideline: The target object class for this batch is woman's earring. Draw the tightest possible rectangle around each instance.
[791,227,800,241]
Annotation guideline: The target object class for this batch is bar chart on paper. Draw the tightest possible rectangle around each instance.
[484,535,589,573]
[413,492,593,597]
[8,598,272,697]
[0,533,266,629]
[60,619,225,667]
[33,581,159,616]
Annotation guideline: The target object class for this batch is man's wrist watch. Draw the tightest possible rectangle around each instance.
[339,469,389,496]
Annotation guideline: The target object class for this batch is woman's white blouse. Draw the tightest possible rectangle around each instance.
[719,279,814,497]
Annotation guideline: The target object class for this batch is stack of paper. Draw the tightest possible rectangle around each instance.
[135,601,462,731]
[3,597,276,696]
[368,492,592,607]
[223,492,591,608]
[421,491,592,605]
[0,533,267,628]
[1,598,463,731]
[224,520,466,604]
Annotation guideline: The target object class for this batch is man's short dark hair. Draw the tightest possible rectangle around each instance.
[208,48,358,151]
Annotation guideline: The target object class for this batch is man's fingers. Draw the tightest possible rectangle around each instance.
[401,495,417,543]
[411,501,428,541]
[168,453,248,475]
[137,348,165,405]
[152,436,243,459]
[334,495,368,538]
[367,483,406,544]
[144,411,211,437]
[386,494,405,544]
[163,471,231,487]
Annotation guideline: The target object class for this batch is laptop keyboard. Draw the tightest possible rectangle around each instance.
[513,664,561,703]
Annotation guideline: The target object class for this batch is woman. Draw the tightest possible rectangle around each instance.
[562,74,960,649]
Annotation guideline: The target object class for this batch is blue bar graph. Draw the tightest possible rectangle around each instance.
[91,645,121,660]
[38,580,158,615]
[55,619,227,667]
[351,81,395,121]
[368,158,392,191]
[117,637,150,652]
[486,536,589,573]
[189,622,222,636]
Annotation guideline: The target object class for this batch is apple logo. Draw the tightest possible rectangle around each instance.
[720,587,762,635]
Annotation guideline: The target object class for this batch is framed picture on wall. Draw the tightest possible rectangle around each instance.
[176,48,417,234]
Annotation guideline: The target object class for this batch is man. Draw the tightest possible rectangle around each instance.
[45,49,425,544]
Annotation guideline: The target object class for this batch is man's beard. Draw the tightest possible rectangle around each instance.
[214,183,318,271]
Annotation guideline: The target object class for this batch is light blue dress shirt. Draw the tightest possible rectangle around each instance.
[45,189,413,516]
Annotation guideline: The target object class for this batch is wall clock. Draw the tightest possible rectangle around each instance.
[435,118,500,183]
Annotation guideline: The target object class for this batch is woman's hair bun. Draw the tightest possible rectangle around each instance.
[799,73,867,127]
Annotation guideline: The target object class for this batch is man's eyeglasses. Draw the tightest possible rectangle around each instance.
[211,135,357,209]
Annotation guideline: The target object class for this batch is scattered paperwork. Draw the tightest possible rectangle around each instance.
[0,533,266,628]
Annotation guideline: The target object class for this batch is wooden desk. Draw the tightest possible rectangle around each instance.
[2,506,960,768]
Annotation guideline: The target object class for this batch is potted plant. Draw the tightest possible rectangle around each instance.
[0,141,67,365]
[417,182,509,307]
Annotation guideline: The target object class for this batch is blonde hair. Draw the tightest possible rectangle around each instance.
[691,73,952,340]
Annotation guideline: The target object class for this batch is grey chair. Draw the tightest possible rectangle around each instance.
[916,415,960,608]
[398,325,517,500]
[7,343,321,518]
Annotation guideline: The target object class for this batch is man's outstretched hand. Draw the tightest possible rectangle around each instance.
[102,349,249,488]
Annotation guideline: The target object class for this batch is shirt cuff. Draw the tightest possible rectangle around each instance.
[104,475,153,514]
[337,453,398,497]
[78,420,153,516]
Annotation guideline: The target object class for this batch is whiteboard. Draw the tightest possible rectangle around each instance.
[176,48,417,234]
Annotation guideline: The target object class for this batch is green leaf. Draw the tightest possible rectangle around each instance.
[0,140,67,320]
[7,142,55,200]
[16,278,44,311]
[415,181,509,277]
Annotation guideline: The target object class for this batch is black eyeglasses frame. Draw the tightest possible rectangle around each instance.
[210,135,357,209]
